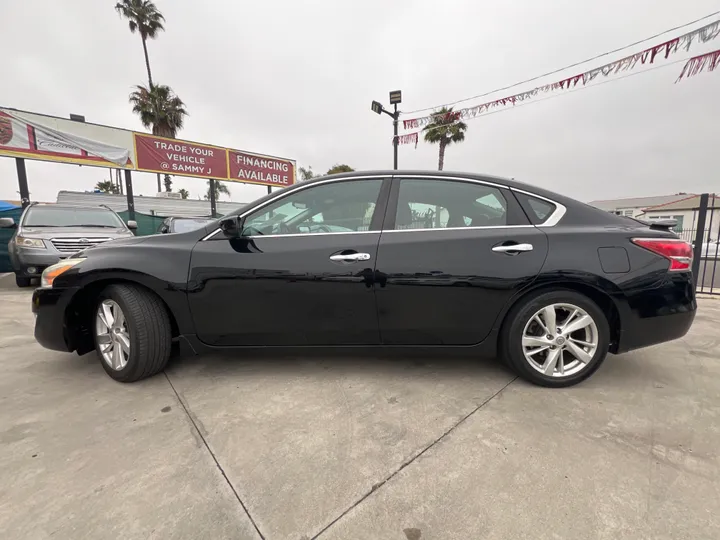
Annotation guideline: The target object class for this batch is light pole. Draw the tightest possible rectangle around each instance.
[371,90,402,170]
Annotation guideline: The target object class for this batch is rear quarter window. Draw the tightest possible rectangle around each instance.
[514,192,557,225]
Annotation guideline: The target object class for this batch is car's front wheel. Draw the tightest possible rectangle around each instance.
[501,290,610,388]
[94,284,171,382]
[15,274,32,288]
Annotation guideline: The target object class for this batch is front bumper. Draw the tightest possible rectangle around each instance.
[14,249,64,276]
[32,286,80,353]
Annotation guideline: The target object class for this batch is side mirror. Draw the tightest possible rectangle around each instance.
[0,217,16,228]
[127,220,138,230]
[220,216,245,237]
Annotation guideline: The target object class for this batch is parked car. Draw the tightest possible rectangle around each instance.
[0,204,136,287]
[157,216,216,234]
[30,171,696,387]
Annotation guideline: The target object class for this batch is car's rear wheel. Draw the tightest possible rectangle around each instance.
[501,290,609,388]
[94,284,171,382]
[15,274,32,288]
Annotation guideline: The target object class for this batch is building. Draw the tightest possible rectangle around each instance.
[588,193,695,219]
[56,190,248,217]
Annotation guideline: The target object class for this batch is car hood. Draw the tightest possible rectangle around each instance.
[20,226,133,239]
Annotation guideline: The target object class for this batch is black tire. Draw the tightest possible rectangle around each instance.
[15,274,32,288]
[95,284,172,382]
[500,289,610,388]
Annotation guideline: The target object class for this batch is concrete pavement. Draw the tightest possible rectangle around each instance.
[1,279,719,539]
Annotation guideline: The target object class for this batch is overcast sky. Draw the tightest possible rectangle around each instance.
[2,0,720,206]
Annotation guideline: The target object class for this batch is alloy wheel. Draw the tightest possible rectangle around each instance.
[95,299,130,371]
[521,303,599,378]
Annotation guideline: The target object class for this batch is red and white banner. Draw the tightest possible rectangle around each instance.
[0,109,134,167]
[0,107,296,187]
[677,48,720,80]
[228,150,295,187]
[134,133,228,179]
[401,19,720,131]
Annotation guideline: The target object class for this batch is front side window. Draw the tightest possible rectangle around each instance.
[242,179,383,236]
[23,207,125,228]
[393,179,508,230]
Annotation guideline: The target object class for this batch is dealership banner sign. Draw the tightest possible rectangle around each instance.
[0,107,295,187]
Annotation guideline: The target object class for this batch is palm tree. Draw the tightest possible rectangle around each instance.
[95,180,119,194]
[163,174,172,192]
[129,84,187,191]
[129,84,187,137]
[422,107,467,171]
[177,188,189,199]
[205,180,230,202]
[115,0,165,87]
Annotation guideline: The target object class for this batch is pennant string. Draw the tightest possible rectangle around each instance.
[401,19,720,130]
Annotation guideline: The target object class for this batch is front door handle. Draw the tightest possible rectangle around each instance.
[492,243,534,253]
[329,252,371,262]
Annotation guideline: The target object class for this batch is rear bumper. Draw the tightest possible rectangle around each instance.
[614,272,696,354]
[32,286,79,352]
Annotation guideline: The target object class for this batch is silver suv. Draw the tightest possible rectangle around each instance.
[0,204,137,287]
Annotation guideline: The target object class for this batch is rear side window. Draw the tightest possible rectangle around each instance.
[514,192,557,225]
[392,179,512,230]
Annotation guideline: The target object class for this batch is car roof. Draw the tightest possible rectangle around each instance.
[27,204,113,211]
[301,170,569,205]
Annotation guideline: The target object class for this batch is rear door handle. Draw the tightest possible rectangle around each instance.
[329,252,371,262]
[492,243,534,253]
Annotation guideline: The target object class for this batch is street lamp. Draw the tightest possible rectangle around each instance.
[371,90,402,170]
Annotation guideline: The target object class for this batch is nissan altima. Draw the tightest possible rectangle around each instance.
[31,171,696,387]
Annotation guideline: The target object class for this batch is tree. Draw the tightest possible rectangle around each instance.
[115,0,165,87]
[129,84,187,138]
[205,180,230,201]
[177,188,189,199]
[129,83,187,191]
[95,180,119,194]
[422,107,467,171]
[326,164,354,175]
[163,174,172,192]
[298,166,316,182]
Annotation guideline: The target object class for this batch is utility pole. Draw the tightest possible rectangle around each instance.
[371,90,402,170]
[15,158,30,208]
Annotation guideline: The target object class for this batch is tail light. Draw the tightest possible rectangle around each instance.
[631,238,693,271]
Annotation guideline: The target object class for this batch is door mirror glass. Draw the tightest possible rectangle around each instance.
[220,216,244,237]
[0,217,16,228]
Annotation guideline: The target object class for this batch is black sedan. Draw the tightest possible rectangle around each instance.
[32,171,696,387]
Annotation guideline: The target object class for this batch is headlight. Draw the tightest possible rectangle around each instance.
[40,258,84,288]
[16,236,45,249]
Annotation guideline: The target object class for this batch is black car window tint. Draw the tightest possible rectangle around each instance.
[394,179,508,229]
[242,180,383,236]
[514,192,557,225]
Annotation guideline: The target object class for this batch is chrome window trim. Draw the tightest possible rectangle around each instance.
[392,174,506,189]
[510,187,567,227]
[383,225,534,234]
[244,231,380,239]
[201,175,389,241]
[201,174,567,241]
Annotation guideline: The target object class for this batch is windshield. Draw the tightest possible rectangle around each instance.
[23,207,126,228]
[173,218,214,233]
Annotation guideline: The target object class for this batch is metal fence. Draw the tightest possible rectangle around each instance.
[680,194,720,295]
